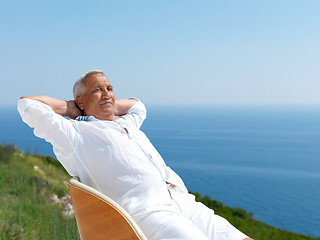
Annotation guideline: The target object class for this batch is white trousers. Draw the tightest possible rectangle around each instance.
[133,189,249,240]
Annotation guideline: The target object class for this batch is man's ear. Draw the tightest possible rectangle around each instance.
[76,96,84,110]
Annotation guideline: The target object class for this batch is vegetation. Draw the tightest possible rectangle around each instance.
[0,144,319,240]
[0,145,79,240]
[192,192,318,240]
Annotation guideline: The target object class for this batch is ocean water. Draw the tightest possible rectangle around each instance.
[1,105,320,237]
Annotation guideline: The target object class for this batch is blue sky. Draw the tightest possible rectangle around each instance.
[1,0,319,106]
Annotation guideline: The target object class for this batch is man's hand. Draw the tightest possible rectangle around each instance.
[66,100,82,119]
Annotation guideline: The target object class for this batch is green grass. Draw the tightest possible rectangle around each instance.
[0,144,319,240]
[0,145,79,240]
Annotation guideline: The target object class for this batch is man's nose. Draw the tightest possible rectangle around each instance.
[101,87,110,97]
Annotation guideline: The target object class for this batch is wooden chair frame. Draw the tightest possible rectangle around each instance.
[68,176,147,240]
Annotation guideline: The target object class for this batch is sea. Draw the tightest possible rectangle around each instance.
[1,105,320,237]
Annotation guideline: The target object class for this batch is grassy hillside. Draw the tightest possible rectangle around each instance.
[0,144,318,240]
[0,145,79,240]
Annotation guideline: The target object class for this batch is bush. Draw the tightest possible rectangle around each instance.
[232,207,252,219]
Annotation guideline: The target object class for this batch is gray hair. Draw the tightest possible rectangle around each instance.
[73,70,104,99]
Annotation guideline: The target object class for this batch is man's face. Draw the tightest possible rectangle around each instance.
[76,73,116,121]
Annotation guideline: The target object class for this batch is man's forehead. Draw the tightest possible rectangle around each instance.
[84,73,111,85]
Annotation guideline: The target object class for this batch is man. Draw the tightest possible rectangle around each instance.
[18,70,252,240]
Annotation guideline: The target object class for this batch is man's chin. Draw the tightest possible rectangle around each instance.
[100,104,115,111]
[99,109,116,119]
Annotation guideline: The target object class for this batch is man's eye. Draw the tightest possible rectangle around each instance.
[108,87,113,91]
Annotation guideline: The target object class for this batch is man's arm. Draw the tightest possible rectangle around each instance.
[115,99,146,129]
[115,98,138,116]
[20,96,82,119]
[18,96,80,175]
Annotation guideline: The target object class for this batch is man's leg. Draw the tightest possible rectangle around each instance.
[188,202,250,240]
[170,190,252,240]
[134,207,209,240]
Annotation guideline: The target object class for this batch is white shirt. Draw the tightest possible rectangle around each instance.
[17,98,187,215]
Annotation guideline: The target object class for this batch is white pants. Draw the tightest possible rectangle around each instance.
[133,189,249,240]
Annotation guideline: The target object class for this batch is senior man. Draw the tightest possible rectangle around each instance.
[18,70,252,240]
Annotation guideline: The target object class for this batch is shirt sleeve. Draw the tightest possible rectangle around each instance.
[117,98,147,129]
[17,98,79,158]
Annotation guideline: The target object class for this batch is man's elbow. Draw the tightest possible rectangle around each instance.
[20,96,31,100]
[20,96,40,100]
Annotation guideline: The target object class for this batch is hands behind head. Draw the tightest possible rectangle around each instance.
[66,100,83,119]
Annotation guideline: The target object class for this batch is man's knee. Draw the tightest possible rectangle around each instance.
[187,202,250,240]
[137,210,208,240]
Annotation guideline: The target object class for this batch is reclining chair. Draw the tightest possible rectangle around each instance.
[68,176,147,240]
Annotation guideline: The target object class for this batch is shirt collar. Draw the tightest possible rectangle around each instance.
[75,115,119,122]
[75,116,98,122]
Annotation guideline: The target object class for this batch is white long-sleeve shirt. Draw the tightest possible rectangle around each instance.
[17,98,187,215]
